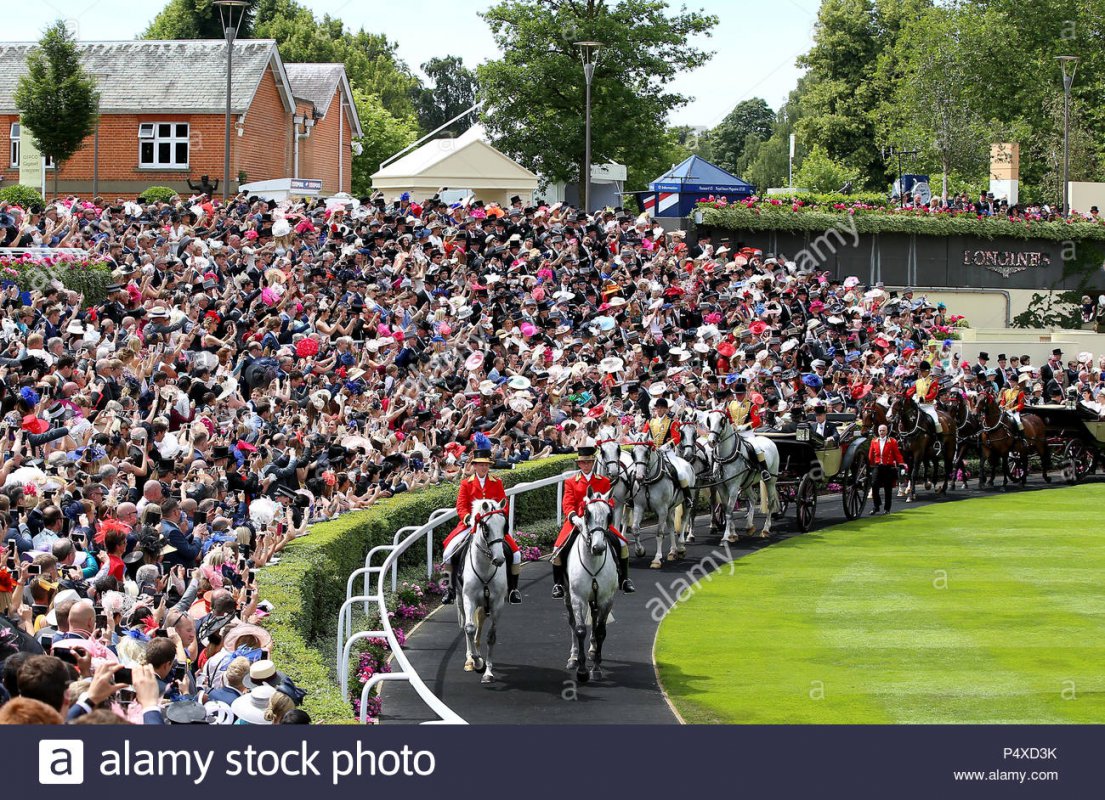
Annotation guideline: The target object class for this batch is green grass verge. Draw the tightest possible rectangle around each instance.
[256,455,575,723]
[656,485,1105,724]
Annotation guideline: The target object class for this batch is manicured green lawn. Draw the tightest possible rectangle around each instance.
[655,485,1105,724]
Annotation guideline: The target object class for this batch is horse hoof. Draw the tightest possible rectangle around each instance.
[481,673,495,685]
[634,545,645,558]
[649,560,662,570]
[472,657,485,672]
[566,658,579,671]
[757,530,769,539]
[577,670,590,685]
[723,534,738,544]
[676,548,687,558]
[464,660,475,672]
[666,552,677,561]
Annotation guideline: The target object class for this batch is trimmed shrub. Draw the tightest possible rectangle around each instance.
[701,202,1105,242]
[0,254,114,306]
[139,185,178,204]
[257,454,575,723]
[0,184,45,209]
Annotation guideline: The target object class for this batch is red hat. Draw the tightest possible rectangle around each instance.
[749,321,768,336]
[851,384,873,400]
[586,405,605,419]
[21,414,48,435]
[236,440,258,454]
[750,392,764,405]
[717,341,736,358]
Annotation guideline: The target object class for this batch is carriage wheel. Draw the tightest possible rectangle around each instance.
[774,483,793,518]
[796,475,818,532]
[842,457,870,520]
[1062,440,1094,484]
[1006,450,1028,484]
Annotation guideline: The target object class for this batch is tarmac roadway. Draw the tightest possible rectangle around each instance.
[379,472,1085,724]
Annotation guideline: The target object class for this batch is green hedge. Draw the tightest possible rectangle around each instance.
[257,454,576,723]
[0,258,114,307]
[702,204,1105,242]
[0,184,45,208]
[139,185,178,204]
[785,191,889,207]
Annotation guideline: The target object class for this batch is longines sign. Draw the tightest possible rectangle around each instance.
[962,248,1052,277]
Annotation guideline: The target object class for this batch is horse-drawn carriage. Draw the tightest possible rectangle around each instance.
[1025,403,1105,484]
[757,414,871,531]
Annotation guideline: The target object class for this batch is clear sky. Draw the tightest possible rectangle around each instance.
[6,0,819,127]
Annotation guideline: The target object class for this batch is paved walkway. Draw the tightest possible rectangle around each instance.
[381,474,1078,724]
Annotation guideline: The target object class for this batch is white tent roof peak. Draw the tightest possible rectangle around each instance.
[373,124,537,183]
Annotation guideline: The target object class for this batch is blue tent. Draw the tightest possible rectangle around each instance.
[638,155,754,217]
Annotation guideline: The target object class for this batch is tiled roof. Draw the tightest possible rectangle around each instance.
[285,63,344,117]
[0,39,280,114]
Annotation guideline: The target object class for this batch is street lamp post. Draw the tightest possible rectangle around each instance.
[216,0,250,203]
[1056,55,1079,216]
[575,41,603,213]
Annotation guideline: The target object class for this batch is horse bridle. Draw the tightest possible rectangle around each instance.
[468,508,507,588]
[976,393,1012,439]
[575,498,612,579]
[708,412,762,492]
[630,440,665,486]
[596,440,633,488]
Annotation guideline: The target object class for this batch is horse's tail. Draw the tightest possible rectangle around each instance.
[759,479,769,514]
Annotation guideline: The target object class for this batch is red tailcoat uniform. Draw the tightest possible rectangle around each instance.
[443,474,518,553]
[867,437,906,468]
[554,471,625,548]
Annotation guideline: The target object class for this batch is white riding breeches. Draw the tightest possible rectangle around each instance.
[919,403,940,430]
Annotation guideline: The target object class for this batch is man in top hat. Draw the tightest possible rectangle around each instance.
[1040,348,1065,397]
[550,446,634,599]
[999,372,1029,430]
[810,404,839,445]
[867,423,906,515]
[441,448,522,605]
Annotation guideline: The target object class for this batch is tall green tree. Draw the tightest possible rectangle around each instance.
[351,89,419,196]
[144,0,421,123]
[477,0,717,189]
[710,98,774,175]
[14,21,99,200]
[143,0,256,39]
[412,57,479,136]
[876,5,988,197]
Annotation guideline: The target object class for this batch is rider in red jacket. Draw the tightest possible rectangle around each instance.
[550,446,634,599]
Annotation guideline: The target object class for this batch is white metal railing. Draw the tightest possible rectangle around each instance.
[336,467,577,724]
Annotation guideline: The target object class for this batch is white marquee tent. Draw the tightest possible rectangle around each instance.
[371,125,538,206]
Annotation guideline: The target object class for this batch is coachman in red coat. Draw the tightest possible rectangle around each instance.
[867,425,906,515]
[550,446,635,599]
[441,449,522,605]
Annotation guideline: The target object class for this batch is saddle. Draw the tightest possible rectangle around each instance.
[659,451,694,489]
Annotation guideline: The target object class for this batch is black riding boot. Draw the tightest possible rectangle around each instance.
[507,568,522,605]
[618,555,636,593]
[442,555,460,604]
[551,561,566,599]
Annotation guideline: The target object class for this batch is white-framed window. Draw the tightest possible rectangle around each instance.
[10,125,54,169]
[138,121,189,168]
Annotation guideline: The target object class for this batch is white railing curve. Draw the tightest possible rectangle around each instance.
[336,467,577,724]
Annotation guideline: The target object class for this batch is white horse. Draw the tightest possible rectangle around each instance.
[595,438,636,533]
[456,499,508,684]
[565,490,619,683]
[676,410,715,543]
[627,435,690,568]
[703,411,780,540]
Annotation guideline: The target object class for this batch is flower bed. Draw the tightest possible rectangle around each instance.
[0,253,115,305]
[700,197,1105,242]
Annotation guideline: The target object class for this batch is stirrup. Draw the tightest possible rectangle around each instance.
[508,589,523,605]
[551,584,565,599]
[442,585,456,605]
[621,579,636,593]
[760,469,771,482]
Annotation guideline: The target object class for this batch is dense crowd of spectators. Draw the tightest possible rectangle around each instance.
[0,185,1102,724]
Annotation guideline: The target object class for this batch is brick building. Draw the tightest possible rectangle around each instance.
[0,40,361,198]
